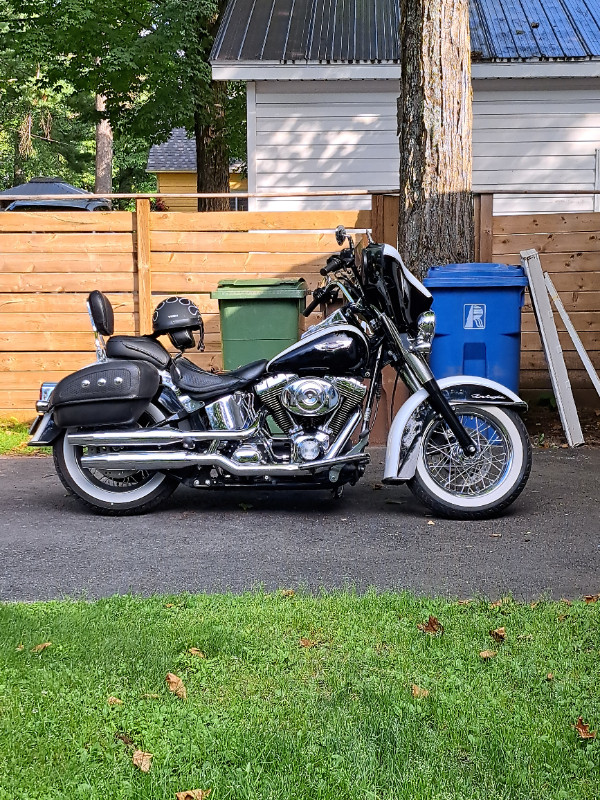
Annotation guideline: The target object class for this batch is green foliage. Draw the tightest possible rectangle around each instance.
[3,0,246,185]
[0,0,245,195]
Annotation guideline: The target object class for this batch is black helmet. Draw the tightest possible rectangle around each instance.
[152,296,204,352]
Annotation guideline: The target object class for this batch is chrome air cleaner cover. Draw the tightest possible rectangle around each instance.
[281,378,340,417]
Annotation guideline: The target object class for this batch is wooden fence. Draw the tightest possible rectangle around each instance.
[1,198,599,423]
[494,212,600,399]
[0,204,370,420]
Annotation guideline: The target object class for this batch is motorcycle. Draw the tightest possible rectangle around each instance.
[28,226,532,518]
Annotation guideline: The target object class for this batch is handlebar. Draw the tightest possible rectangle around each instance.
[303,286,326,317]
[320,256,343,276]
[303,294,323,317]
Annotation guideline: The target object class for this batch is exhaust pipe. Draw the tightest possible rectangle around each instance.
[79,450,367,476]
[79,412,364,476]
[67,423,260,448]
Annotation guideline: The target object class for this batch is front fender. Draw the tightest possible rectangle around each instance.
[383,375,527,483]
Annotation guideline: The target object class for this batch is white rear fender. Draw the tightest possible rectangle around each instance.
[383,375,526,483]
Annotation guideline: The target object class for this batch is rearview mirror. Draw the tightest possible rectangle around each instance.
[335,225,347,246]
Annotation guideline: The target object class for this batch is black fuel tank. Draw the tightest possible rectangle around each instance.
[268,326,369,377]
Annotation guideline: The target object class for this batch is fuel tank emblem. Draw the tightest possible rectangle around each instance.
[314,336,352,352]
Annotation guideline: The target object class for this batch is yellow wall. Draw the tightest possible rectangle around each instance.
[156,172,249,211]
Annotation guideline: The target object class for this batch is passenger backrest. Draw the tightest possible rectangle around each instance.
[87,290,115,337]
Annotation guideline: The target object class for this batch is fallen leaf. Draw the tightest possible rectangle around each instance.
[584,594,599,604]
[141,693,160,699]
[300,637,316,648]
[457,599,472,606]
[427,520,435,526]
[489,533,502,538]
[547,673,554,681]
[479,650,497,660]
[238,503,253,511]
[530,602,539,609]
[574,717,597,740]
[31,642,52,653]
[166,672,187,699]
[132,750,153,772]
[115,732,134,746]
[490,600,503,609]
[558,614,568,622]
[517,634,533,641]
[165,603,175,608]
[107,696,123,705]
[411,684,429,698]
[16,644,24,652]
[490,626,506,643]
[188,648,205,658]
[417,616,444,635]
[560,598,573,606]
[281,589,295,598]
[371,483,383,490]
[176,790,211,800]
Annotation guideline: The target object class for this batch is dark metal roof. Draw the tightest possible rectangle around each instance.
[0,176,90,197]
[147,128,197,172]
[212,0,600,62]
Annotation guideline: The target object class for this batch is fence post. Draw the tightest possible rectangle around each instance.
[135,198,152,335]
[474,192,493,262]
[371,193,399,246]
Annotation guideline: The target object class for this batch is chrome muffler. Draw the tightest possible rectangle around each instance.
[79,450,367,476]
[67,423,260,448]
[78,411,363,476]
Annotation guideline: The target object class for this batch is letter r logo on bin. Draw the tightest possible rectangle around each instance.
[463,303,486,329]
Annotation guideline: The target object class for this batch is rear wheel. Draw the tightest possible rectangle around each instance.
[408,405,531,519]
[53,403,178,515]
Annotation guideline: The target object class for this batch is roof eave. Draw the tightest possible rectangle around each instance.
[212,59,600,81]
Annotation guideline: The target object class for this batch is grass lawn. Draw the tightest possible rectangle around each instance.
[1,591,598,800]
[0,418,34,456]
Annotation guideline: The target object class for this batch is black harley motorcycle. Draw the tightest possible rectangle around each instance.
[29,226,532,518]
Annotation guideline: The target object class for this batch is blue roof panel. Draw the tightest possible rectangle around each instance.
[211,0,600,63]
[517,0,566,58]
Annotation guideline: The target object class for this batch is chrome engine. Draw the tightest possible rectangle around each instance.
[202,375,366,466]
[204,393,256,431]
[254,373,367,462]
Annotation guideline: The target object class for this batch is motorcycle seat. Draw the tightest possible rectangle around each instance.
[106,335,172,370]
[171,357,268,402]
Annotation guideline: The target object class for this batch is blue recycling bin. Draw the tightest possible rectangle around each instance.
[423,263,529,393]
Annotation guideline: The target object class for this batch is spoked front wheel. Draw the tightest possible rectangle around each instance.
[53,404,178,515]
[408,405,532,519]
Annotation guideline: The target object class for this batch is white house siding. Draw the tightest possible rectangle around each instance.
[250,78,600,214]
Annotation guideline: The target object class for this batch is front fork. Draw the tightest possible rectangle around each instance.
[379,316,477,456]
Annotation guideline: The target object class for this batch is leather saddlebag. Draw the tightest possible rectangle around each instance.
[51,360,160,428]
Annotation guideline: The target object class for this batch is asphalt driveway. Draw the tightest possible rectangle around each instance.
[1,447,598,602]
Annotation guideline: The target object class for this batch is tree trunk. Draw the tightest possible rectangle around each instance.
[194,82,230,212]
[12,130,24,186]
[398,0,474,280]
[95,94,113,196]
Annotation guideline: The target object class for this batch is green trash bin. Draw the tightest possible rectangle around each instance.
[211,278,308,370]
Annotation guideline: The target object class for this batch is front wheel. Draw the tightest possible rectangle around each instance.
[53,403,178,515]
[408,405,532,520]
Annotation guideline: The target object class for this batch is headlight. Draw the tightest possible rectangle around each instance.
[412,311,436,354]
